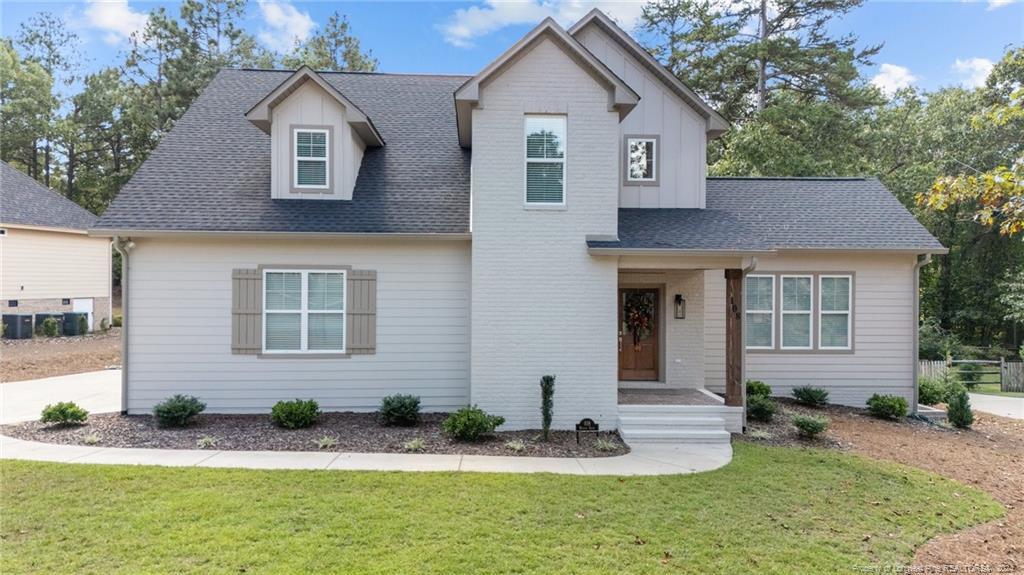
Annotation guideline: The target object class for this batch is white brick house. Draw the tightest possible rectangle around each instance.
[92,10,944,442]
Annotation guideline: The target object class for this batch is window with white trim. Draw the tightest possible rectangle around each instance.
[524,115,566,205]
[626,137,657,182]
[263,269,346,353]
[780,275,813,349]
[745,275,774,349]
[294,129,329,189]
[819,275,852,349]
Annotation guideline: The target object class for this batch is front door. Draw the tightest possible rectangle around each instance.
[619,288,659,381]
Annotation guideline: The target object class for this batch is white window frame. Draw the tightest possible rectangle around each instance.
[745,274,775,350]
[523,115,567,207]
[293,128,330,190]
[780,275,814,350]
[818,274,852,351]
[262,269,347,354]
[625,137,657,183]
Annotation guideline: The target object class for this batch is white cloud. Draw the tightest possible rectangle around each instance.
[83,0,148,45]
[258,0,316,53]
[987,0,1017,10]
[952,57,994,88]
[439,1,646,48]
[871,63,917,95]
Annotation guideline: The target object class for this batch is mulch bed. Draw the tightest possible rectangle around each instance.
[1,412,628,458]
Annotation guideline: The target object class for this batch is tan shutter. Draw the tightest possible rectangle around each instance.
[347,269,377,355]
[232,269,262,355]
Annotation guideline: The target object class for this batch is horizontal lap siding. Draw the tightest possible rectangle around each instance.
[0,228,110,300]
[126,237,470,414]
[705,254,917,406]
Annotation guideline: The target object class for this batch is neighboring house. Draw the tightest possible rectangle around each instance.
[1,161,112,332]
[92,10,944,441]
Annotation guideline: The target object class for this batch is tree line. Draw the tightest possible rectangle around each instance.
[1,0,1020,356]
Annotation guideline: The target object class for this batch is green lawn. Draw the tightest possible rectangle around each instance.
[971,383,1024,398]
[1,444,1002,574]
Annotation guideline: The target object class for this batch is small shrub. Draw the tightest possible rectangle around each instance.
[505,439,527,452]
[40,402,89,425]
[746,394,777,422]
[747,429,774,441]
[946,384,974,429]
[196,436,218,449]
[866,394,908,420]
[403,437,425,452]
[100,317,110,332]
[82,434,100,446]
[152,394,206,427]
[78,315,89,334]
[271,399,321,429]
[746,380,772,398]
[957,363,982,390]
[378,394,421,427]
[41,317,60,337]
[540,374,555,441]
[112,315,123,327]
[918,375,948,406]
[792,414,830,439]
[791,386,829,407]
[594,438,618,452]
[315,436,338,450]
[442,406,505,441]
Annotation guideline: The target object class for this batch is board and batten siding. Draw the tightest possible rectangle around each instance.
[575,24,708,209]
[0,227,111,301]
[125,237,470,414]
[704,254,919,406]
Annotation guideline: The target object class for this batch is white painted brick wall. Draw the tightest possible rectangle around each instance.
[470,38,621,430]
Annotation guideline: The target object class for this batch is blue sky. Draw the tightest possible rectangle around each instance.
[1,0,1021,94]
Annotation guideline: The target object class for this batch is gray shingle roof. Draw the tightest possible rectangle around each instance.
[1,161,98,230]
[589,178,944,252]
[94,69,472,234]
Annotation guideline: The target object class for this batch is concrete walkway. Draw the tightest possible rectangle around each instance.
[1,369,121,425]
[0,434,732,475]
[0,370,732,475]
[969,393,1024,420]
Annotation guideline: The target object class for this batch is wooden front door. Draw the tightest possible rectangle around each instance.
[619,288,659,381]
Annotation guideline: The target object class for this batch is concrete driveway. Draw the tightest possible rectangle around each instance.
[968,392,1024,420]
[0,370,121,424]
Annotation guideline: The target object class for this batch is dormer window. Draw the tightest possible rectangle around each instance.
[625,136,658,185]
[293,128,330,189]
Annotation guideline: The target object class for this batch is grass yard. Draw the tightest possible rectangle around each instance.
[0,443,1002,574]
[971,382,1024,398]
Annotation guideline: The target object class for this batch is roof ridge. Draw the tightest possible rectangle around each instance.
[707,176,870,181]
[226,67,472,78]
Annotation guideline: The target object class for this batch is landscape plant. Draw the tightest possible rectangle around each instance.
[917,375,948,406]
[152,394,206,427]
[403,438,425,452]
[945,384,974,429]
[791,386,829,407]
[539,374,555,441]
[271,399,321,429]
[866,394,908,420]
[746,394,777,422]
[378,394,420,427]
[441,406,505,441]
[40,402,88,425]
[41,318,60,337]
[747,380,772,398]
[792,414,830,439]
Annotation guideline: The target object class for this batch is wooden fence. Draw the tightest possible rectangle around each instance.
[919,359,1024,392]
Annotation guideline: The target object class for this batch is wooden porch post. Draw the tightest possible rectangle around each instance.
[725,269,744,407]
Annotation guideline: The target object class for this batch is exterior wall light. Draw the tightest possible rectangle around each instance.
[674,294,686,319]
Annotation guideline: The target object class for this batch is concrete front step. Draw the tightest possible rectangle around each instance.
[617,416,726,429]
[619,429,732,444]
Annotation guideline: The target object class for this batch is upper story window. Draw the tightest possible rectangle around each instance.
[263,269,346,354]
[820,275,852,350]
[524,115,566,205]
[625,136,658,184]
[294,128,329,189]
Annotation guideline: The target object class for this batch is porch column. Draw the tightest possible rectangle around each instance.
[724,269,744,407]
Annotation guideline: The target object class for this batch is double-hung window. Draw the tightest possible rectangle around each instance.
[745,275,774,349]
[626,137,657,183]
[294,129,329,189]
[263,269,346,354]
[524,115,566,205]
[819,275,852,350]
[780,275,813,350]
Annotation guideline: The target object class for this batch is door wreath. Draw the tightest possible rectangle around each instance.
[623,292,654,350]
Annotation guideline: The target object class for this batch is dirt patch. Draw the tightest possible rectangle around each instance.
[741,399,1024,572]
[0,329,121,383]
[0,411,628,458]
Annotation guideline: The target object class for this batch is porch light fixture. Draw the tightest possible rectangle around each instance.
[674,294,686,319]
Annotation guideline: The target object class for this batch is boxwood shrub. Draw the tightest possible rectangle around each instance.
[442,406,505,441]
[271,399,321,429]
[792,414,830,439]
[153,394,206,427]
[378,394,421,426]
[746,380,772,398]
[866,394,908,420]
[40,401,89,425]
[746,394,777,422]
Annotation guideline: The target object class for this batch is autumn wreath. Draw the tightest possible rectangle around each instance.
[623,292,654,350]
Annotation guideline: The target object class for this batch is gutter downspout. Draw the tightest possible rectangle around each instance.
[911,254,932,416]
[740,257,758,430]
[113,237,134,414]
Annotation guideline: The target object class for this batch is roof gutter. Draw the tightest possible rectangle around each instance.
[88,229,473,240]
[911,253,933,416]
[112,236,136,414]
